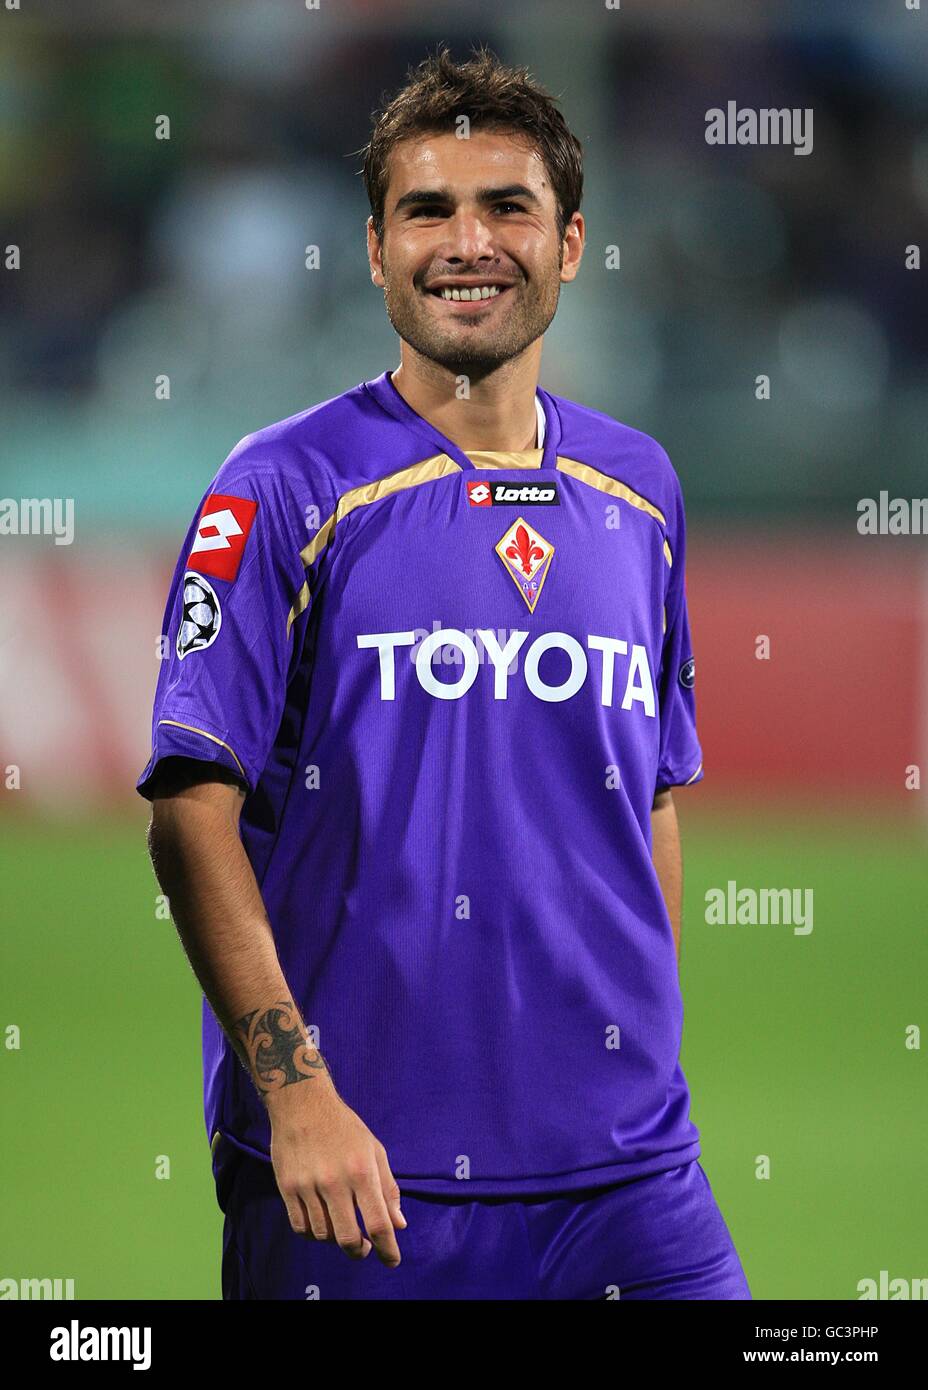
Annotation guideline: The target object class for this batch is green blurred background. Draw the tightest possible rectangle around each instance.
[3,809,926,1300]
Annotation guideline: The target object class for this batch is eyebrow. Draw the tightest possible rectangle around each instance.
[392,183,541,214]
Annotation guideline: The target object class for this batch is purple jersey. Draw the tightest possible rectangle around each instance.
[137,370,705,1195]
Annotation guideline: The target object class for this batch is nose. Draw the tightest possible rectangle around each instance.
[437,207,497,264]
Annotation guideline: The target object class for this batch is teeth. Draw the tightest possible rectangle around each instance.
[439,285,502,301]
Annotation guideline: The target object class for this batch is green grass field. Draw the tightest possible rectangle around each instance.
[1,805,925,1300]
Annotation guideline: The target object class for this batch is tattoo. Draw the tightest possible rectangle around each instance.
[233,1001,330,1095]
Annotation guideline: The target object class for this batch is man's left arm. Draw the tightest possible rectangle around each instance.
[651,788,682,962]
[651,457,702,966]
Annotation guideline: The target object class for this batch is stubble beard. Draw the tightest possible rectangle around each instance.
[381,251,563,380]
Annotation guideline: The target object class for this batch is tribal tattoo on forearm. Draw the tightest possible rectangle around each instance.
[233,1001,330,1095]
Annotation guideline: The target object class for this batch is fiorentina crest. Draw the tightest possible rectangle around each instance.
[494,517,554,613]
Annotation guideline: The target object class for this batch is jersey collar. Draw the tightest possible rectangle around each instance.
[364,369,561,472]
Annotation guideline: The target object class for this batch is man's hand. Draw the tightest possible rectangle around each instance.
[265,1078,407,1267]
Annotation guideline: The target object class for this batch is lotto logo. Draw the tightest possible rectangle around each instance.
[467,481,559,506]
[188,494,258,582]
[467,481,493,507]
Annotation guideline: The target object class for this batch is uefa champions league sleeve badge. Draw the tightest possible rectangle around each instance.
[177,571,222,658]
[494,517,554,613]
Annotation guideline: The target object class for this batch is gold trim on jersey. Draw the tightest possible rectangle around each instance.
[285,450,675,635]
[466,448,544,469]
[288,454,463,632]
[299,513,337,572]
[286,581,311,638]
[299,453,461,572]
[157,720,247,780]
[554,456,673,567]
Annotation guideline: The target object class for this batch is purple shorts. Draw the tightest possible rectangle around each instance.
[212,1136,751,1300]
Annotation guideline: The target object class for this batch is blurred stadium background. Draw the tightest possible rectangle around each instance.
[1,0,926,1300]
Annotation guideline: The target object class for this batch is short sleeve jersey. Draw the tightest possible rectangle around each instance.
[137,370,704,1195]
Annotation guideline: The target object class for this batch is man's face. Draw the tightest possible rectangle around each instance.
[368,129,583,378]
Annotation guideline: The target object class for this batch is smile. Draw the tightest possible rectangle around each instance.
[424,283,513,314]
[434,284,503,301]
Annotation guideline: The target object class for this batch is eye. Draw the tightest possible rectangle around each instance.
[495,202,526,214]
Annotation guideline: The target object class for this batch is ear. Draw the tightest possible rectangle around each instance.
[367,216,385,288]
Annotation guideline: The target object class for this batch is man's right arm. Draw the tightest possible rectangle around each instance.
[145,757,405,1266]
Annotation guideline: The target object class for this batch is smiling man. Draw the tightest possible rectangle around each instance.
[138,45,750,1300]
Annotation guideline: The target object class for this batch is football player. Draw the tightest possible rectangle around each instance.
[140,45,749,1300]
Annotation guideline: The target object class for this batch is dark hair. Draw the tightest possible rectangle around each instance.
[359,43,583,245]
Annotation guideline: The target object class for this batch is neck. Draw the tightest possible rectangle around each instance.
[390,348,541,452]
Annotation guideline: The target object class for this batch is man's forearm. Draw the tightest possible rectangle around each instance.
[147,791,331,1101]
[145,772,405,1268]
[651,789,683,961]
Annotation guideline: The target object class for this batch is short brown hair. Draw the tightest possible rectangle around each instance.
[359,43,583,245]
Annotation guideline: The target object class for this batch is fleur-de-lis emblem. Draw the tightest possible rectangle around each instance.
[505,524,545,576]
[494,516,554,612]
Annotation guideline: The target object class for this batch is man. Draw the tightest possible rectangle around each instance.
[139,44,750,1300]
